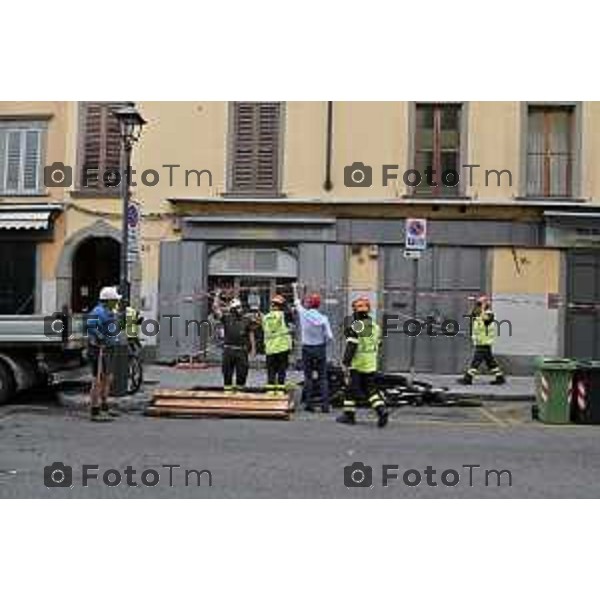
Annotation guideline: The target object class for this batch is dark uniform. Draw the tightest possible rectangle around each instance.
[219,312,254,391]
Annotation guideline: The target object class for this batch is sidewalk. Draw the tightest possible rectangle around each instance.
[53,365,536,409]
[154,366,535,402]
[406,373,535,402]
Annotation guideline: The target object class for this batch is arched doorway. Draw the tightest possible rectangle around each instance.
[71,237,121,313]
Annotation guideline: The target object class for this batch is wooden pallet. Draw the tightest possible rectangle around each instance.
[146,388,294,420]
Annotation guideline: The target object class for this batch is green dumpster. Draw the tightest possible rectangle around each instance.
[533,357,576,424]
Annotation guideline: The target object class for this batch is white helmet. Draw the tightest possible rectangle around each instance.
[99,286,122,301]
[229,298,242,310]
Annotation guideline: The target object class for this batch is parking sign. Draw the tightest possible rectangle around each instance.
[405,218,427,251]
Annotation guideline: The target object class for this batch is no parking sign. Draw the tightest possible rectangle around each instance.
[405,218,427,251]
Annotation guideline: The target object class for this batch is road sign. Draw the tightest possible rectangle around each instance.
[403,249,422,259]
[127,202,141,263]
[405,218,427,250]
[127,203,140,228]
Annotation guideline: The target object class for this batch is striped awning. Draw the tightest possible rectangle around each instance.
[0,207,57,230]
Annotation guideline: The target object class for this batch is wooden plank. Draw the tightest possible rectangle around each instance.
[146,406,291,420]
[153,389,290,402]
[153,398,291,411]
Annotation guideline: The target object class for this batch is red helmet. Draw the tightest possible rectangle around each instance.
[306,293,321,309]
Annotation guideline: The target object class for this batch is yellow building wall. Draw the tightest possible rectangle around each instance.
[492,248,560,294]
[283,101,327,198]
[582,101,600,202]
[491,248,561,357]
[330,101,408,199]
[134,101,226,212]
[467,102,521,200]
[348,245,379,290]
[40,212,66,279]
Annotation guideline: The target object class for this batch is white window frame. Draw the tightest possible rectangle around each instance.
[0,122,45,195]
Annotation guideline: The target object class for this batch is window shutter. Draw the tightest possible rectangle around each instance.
[80,102,124,191]
[23,130,40,190]
[6,130,22,191]
[0,131,6,191]
[229,102,282,196]
[82,103,103,188]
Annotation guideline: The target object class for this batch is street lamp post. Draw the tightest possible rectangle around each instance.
[112,104,146,397]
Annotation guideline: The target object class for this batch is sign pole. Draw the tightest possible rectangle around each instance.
[404,217,427,387]
[408,257,418,387]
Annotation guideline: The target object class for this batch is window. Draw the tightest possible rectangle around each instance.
[228,102,283,197]
[527,106,574,197]
[413,103,462,196]
[78,102,125,192]
[0,122,45,195]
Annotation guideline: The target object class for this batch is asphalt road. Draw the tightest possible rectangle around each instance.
[1,398,600,498]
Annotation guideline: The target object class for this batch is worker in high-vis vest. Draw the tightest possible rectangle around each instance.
[125,305,143,350]
[337,296,389,428]
[262,294,293,395]
[458,295,506,385]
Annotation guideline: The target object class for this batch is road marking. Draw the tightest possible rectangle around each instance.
[394,419,508,428]
[0,411,14,423]
[477,407,510,427]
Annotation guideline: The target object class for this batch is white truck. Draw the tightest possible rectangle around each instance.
[0,315,84,404]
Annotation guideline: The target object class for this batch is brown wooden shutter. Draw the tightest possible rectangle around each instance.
[229,102,282,196]
[80,102,125,192]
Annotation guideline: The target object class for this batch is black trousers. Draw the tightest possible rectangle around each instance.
[469,345,501,373]
[266,351,289,386]
[222,347,249,387]
[344,370,386,413]
[302,344,329,407]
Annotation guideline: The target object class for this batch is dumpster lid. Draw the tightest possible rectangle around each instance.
[575,360,600,369]
[534,357,577,370]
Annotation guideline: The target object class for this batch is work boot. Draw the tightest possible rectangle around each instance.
[101,404,120,417]
[303,403,316,413]
[90,411,114,422]
[457,374,473,385]
[336,411,356,425]
[490,375,506,386]
[376,406,389,428]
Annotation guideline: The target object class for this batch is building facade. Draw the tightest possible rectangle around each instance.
[2,101,600,373]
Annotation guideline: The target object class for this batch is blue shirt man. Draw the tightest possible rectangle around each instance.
[87,302,120,347]
[86,286,122,422]
[292,282,333,412]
